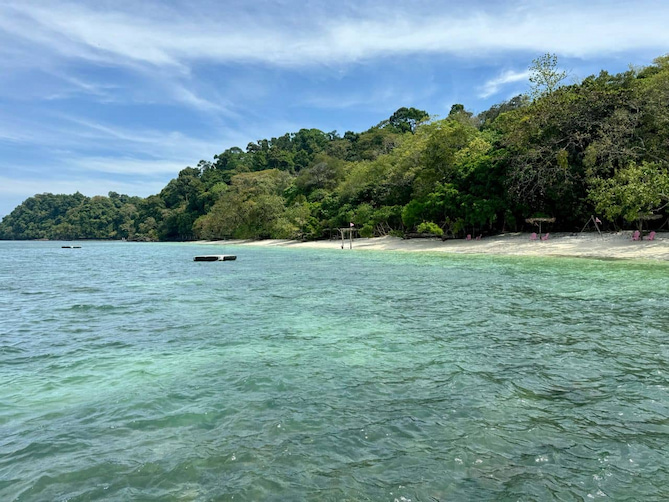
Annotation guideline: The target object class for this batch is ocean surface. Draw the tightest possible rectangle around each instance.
[1,240,668,501]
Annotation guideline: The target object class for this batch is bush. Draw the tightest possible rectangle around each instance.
[416,221,443,236]
[401,200,426,229]
[359,223,374,238]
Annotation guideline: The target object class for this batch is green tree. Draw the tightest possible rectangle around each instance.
[529,53,567,98]
[386,107,429,134]
[588,162,669,229]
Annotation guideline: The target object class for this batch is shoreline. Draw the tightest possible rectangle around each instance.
[193,231,669,261]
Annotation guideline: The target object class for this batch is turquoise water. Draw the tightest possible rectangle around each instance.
[1,241,668,501]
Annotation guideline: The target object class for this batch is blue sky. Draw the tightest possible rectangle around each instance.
[1,0,668,216]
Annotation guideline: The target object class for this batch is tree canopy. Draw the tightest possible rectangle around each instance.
[2,54,669,241]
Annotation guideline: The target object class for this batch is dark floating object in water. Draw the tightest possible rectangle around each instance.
[194,255,236,262]
[62,246,82,249]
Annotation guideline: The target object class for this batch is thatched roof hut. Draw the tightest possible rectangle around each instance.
[525,217,556,234]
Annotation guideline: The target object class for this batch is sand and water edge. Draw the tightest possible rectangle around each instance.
[193,231,669,262]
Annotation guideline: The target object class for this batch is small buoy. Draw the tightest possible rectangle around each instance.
[194,255,236,262]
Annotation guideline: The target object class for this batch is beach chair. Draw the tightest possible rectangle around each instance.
[648,231,656,241]
[476,235,482,241]
[541,233,550,241]
[632,230,641,241]
[466,234,472,240]
[530,232,538,241]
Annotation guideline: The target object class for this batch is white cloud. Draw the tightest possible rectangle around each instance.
[479,69,531,98]
[1,1,667,71]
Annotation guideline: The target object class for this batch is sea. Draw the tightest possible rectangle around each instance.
[1,240,668,501]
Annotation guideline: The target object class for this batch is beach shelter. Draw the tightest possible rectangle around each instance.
[525,217,555,235]
[637,213,662,232]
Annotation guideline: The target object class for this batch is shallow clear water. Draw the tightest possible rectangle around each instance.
[1,241,668,501]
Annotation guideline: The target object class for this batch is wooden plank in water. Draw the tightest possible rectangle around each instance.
[194,255,237,262]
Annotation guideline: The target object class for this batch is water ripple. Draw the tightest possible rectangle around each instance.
[1,241,668,500]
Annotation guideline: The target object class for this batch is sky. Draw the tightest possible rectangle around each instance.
[1,0,668,216]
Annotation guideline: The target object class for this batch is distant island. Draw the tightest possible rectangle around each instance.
[2,54,668,242]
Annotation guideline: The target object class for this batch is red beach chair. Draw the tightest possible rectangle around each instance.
[530,232,538,241]
[541,233,550,241]
[648,231,656,241]
[632,230,641,241]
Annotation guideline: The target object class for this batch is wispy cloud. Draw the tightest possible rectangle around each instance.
[1,1,668,71]
[0,110,231,208]
[37,72,119,101]
[479,69,531,98]
[67,157,188,176]
[169,84,238,117]
[0,112,225,161]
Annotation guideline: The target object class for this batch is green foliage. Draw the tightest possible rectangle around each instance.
[493,57,669,228]
[359,224,374,238]
[295,154,345,195]
[193,170,293,239]
[478,95,529,129]
[529,53,567,98]
[4,54,669,241]
[0,193,85,239]
[401,200,426,229]
[416,221,444,236]
[385,107,429,134]
[588,162,669,224]
[0,192,148,241]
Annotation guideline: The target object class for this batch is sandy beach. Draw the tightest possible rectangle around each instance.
[194,231,669,261]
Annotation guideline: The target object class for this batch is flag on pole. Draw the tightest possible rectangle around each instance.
[595,217,602,224]
[350,222,354,227]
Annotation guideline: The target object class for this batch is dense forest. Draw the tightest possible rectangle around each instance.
[2,54,668,241]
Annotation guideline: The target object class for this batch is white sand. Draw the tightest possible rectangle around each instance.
[194,231,669,261]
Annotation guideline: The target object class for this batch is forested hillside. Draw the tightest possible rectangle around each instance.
[2,55,668,241]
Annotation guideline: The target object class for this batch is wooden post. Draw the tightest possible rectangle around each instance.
[593,217,602,236]
[338,227,354,249]
[580,215,603,236]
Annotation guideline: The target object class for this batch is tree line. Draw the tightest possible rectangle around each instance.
[2,54,668,241]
